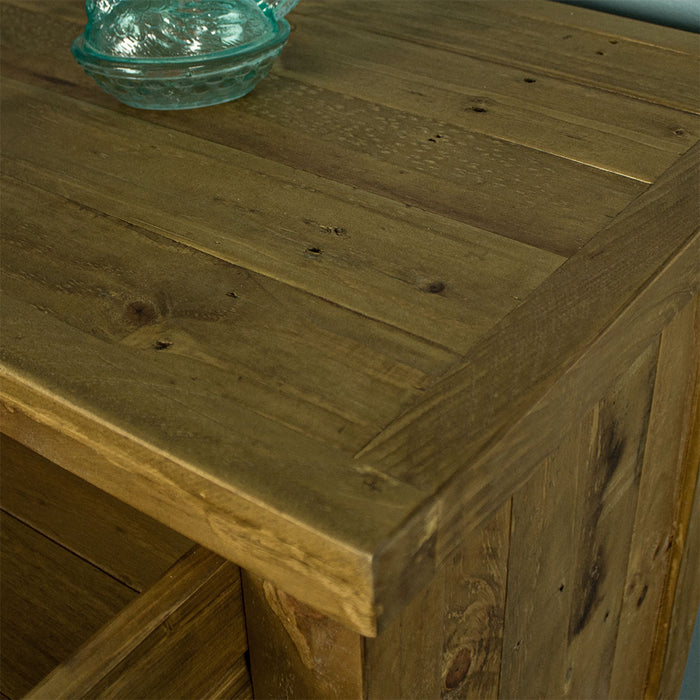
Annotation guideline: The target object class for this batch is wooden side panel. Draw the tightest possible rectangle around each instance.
[500,414,594,697]
[27,547,251,700]
[657,461,700,699]
[610,297,700,697]
[654,299,700,698]
[0,434,193,592]
[565,340,658,699]
[500,339,659,697]
[0,513,137,699]
[243,503,510,698]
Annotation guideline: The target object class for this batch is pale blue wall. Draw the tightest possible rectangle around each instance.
[555,0,700,32]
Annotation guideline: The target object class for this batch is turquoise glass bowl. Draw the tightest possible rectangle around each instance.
[72,1,297,110]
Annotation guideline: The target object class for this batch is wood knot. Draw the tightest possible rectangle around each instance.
[444,647,472,690]
[125,300,158,327]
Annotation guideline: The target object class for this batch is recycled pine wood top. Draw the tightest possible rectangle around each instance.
[1,0,698,636]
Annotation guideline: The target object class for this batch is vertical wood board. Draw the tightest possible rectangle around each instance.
[610,298,700,697]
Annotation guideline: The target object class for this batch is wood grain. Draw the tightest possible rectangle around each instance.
[500,340,659,698]
[367,149,699,629]
[0,77,563,350]
[0,175,443,453]
[498,0,700,53]
[359,137,699,489]
[610,297,700,698]
[0,512,136,699]
[0,434,192,592]
[0,364,392,636]
[27,547,251,700]
[564,341,658,698]
[243,502,510,698]
[5,0,696,183]
[652,300,700,699]
[298,1,700,112]
[499,415,595,698]
[0,3,647,257]
[242,573,364,699]
[366,501,511,699]
[277,15,697,184]
[1,0,697,650]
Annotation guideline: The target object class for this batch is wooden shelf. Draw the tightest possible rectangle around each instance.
[0,436,252,699]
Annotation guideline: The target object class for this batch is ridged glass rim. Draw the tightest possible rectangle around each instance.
[72,4,288,67]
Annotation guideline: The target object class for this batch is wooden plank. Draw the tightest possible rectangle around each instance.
[242,572,364,699]
[500,414,594,698]
[0,512,137,699]
[564,340,659,698]
[7,3,691,191]
[243,502,510,698]
[1,118,693,639]
[653,300,700,698]
[12,0,694,184]
[0,361,397,637]
[27,547,251,700]
[0,434,192,592]
[0,175,439,637]
[0,79,564,351]
[0,176,445,454]
[500,0,700,53]
[0,5,647,257]
[657,469,700,699]
[298,1,700,113]
[276,16,697,183]
[610,297,700,698]
[501,340,659,697]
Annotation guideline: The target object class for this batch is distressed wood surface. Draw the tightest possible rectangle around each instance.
[0,3,650,257]
[563,342,658,699]
[298,0,700,112]
[499,415,595,698]
[242,572,364,699]
[27,547,251,700]
[500,341,660,698]
[610,297,700,698]
[652,299,700,699]
[244,502,511,698]
[1,0,698,648]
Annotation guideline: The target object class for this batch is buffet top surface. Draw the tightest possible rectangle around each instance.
[1,0,698,635]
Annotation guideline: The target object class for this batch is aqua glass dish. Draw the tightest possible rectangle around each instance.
[72,0,299,110]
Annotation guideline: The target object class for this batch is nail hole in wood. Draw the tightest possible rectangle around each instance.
[426,281,446,294]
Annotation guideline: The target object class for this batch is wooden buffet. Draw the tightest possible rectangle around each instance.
[1,0,699,697]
